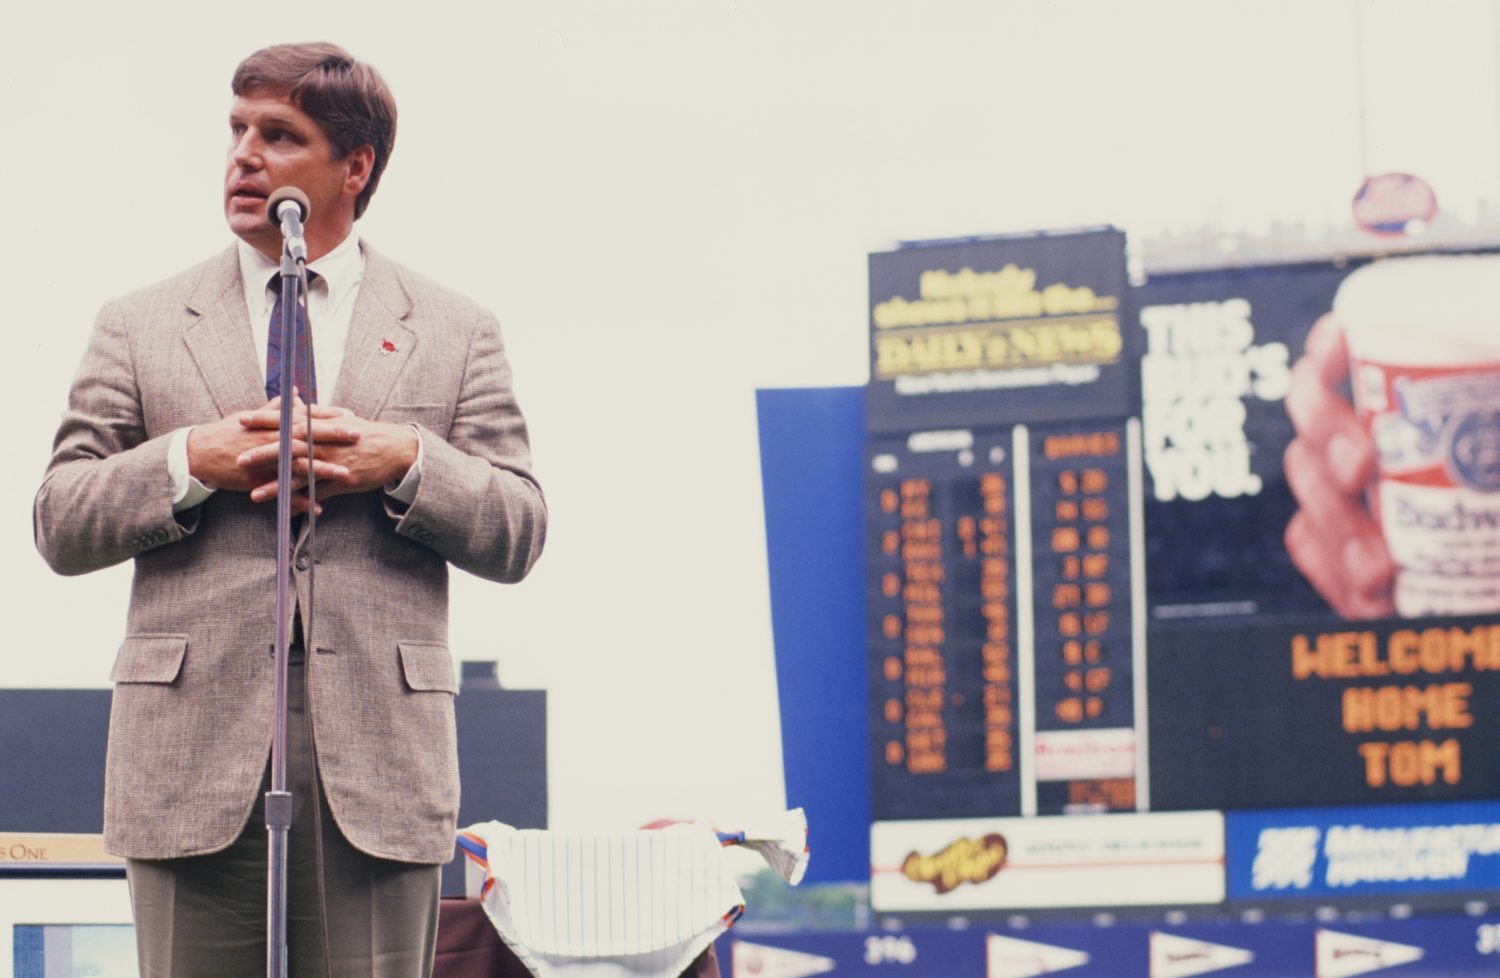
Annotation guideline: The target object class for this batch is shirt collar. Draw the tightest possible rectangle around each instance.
[236,230,364,307]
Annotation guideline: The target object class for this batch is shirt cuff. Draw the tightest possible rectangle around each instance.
[169,427,218,513]
[385,425,424,504]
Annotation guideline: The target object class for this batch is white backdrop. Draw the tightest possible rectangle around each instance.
[4,0,1500,832]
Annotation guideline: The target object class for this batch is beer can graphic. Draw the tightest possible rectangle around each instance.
[1337,255,1500,617]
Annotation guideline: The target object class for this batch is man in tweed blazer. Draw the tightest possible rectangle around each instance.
[33,42,545,978]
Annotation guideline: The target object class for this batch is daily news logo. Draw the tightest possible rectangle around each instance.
[901,834,1008,894]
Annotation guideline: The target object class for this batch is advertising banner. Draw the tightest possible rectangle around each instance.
[870,812,1224,911]
[866,229,1135,434]
[1136,250,1500,625]
[720,915,1500,978]
[1135,260,1359,620]
[1226,798,1500,901]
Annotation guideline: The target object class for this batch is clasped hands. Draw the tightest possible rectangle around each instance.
[186,393,418,515]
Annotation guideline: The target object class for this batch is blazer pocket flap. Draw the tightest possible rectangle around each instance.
[399,642,459,694]
[110,634,188,684]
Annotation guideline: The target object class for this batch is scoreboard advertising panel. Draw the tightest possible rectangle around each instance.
[864,229,1500,915]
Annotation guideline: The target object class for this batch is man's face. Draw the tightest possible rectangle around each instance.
[224,90,368,259]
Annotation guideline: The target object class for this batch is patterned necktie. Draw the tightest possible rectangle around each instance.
[265,272,318,403]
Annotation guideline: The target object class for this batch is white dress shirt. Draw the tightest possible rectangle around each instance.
[168,233,421,511]
[239,228,363,402]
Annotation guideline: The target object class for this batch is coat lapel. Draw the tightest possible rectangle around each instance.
[332,244,416,420]
[182,245,266,417]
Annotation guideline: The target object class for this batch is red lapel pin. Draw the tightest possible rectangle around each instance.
[381,339,397,355]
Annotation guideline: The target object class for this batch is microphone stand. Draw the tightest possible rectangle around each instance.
[266,242,305,978]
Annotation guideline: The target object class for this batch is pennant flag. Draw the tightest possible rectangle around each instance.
[986,933,1090,978]
[1316,929,1424,978]
[1150,931,1254,978]
[731,941,836,978]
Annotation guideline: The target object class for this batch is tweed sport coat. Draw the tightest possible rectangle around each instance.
[33,242,547,864]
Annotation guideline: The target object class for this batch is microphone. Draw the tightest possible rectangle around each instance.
[266,187,311,263]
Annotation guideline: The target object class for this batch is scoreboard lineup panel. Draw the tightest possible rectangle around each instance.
[860,231,1500,913]
[866,421,1146,820]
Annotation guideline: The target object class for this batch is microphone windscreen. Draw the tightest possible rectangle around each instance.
[266,187,311,226]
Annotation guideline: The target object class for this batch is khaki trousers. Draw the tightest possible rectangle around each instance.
[125,651,442,978]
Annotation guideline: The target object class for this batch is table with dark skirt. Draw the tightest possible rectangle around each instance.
[435,899,722,978]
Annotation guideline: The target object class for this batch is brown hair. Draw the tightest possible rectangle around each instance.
[232,42,397,219]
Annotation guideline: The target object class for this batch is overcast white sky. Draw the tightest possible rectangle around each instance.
[4,0,1500,832]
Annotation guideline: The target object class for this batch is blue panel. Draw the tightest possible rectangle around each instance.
[1227,799,1500,901]
[13,925,44,978]
[756,387,869,884]
[717,915,1500,978]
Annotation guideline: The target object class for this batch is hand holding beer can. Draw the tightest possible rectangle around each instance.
[1337,254,1500,617]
